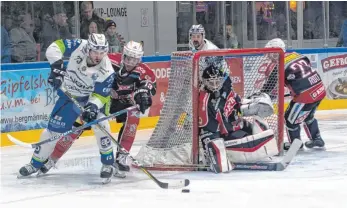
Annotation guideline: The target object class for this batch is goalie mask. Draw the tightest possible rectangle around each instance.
[202,64,226,95]
[121,41,144,73]
[189,24,205,51]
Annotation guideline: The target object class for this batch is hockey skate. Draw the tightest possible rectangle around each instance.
[115,152,130,172]
[112,160,126,178]
[37,158,57,176]
[305,138,325,149]
[18,164,39,178]
[100,164,115,184]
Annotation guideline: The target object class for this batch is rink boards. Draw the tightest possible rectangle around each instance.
[1,102,346,147]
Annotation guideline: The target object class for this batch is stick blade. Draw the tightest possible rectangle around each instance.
[163,179,190,189]
[280,139,302,168]
[7,134,33,148]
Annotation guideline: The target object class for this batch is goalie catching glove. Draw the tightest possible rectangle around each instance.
[241,92,274,118]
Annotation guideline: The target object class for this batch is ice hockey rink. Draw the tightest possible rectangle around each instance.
[1,109,347,208]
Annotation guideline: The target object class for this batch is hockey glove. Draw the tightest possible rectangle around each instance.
[82,102,98,123]
[134,89,152,114]
[48,59,67,90]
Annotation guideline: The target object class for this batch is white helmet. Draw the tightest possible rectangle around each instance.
[122,41,144,70]
[265,38,286,52]
[87,33,109,53]
[189,24,205,50]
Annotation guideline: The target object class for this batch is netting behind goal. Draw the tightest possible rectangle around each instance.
[135,48,285,170]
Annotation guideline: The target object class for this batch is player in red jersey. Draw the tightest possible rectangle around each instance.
[262,38,326,150]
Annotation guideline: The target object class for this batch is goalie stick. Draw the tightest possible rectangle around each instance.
[192,138,301,171]
[148,139,301,171]
[61,87,190,189]
[231,139,302,171]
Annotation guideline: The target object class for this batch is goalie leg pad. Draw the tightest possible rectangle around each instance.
[224,129,278,163]
[206,138,233,173]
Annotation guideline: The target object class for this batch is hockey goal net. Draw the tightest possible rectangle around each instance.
[135,48,285,170]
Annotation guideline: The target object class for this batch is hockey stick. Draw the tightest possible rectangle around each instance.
[231,139,302,171]
[7,103,137,149]
[61,87,190,189]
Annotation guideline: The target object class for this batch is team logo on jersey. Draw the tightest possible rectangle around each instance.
[223,93,237,118]
[82,66,87,71]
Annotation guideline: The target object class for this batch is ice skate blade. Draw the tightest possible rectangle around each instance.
[113,171,126,178]
[305,146,326,151]
[36,170,46,177]
[102,178,112,184]
[16,173,38,179]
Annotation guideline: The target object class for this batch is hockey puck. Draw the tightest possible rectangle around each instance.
[181,189,190,193]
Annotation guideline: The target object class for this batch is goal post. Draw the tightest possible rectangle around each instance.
[135,48,285,170]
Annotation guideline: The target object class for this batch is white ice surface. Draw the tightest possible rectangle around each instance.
[1,109,347,208]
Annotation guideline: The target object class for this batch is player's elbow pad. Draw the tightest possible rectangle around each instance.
[46,42,64,64]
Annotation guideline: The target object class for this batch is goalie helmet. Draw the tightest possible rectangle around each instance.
[122,40,144,72]
[202,63,226,93]
[265,38,286,52]
[189,24,205,50]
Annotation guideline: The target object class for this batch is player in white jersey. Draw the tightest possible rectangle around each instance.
[18,33,116,182]
[189,24,219,51]
[189,24,230,91]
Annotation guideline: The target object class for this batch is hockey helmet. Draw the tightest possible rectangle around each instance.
[189,24,205,50]
[87,33,109,53]
[122,41,144,70]
[265,38,286,52]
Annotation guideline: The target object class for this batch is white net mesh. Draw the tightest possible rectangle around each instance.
[135,49,284,169]
[135,52,196,167]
